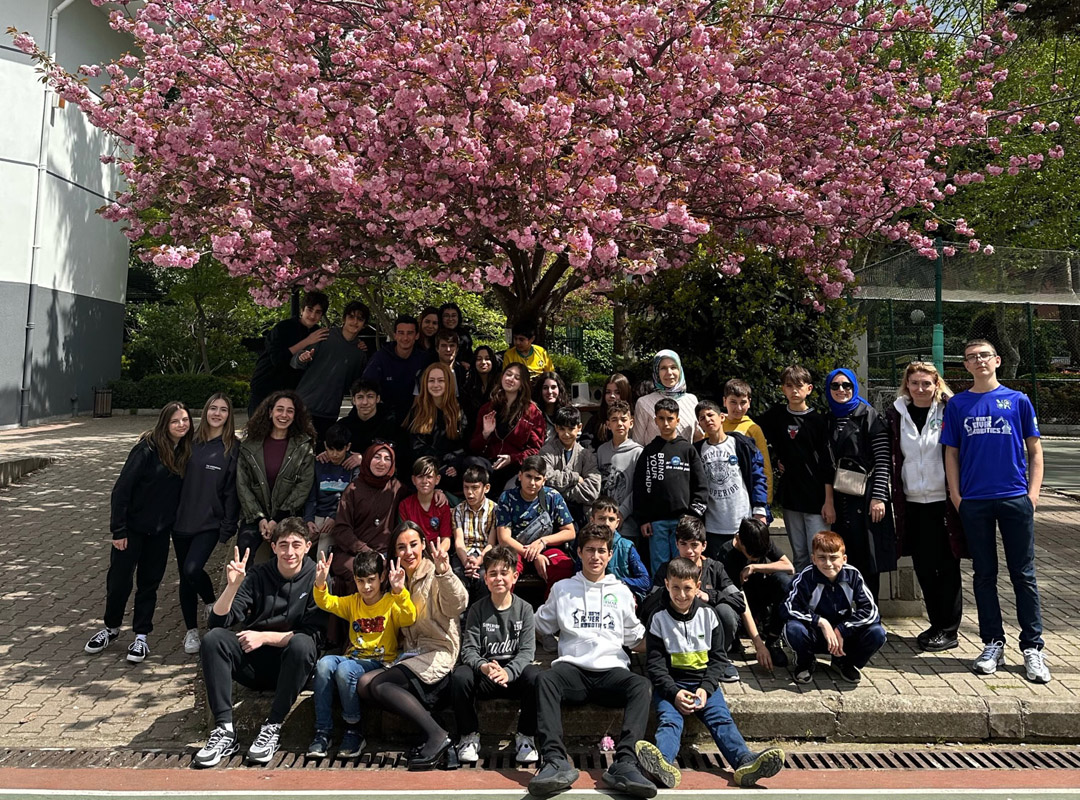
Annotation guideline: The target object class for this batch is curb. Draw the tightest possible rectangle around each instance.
[0,456,52,488]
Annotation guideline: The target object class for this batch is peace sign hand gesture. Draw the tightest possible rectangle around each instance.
[428,541,450,576]
[226,547,249,588]
[315,550,333,589]
[388,558,406,594]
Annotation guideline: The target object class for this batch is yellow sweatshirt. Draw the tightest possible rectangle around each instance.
[722,416,773,505]
[314,584,417,663]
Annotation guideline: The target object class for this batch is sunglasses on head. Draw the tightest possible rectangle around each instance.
[830,381,854,391]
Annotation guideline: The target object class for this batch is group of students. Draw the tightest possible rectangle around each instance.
[84,303,1050,789]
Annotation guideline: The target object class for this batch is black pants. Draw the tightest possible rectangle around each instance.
[236,523,265,564]
[451,554,489,607]
[201,627,318,726]
[743,570,794,642]
[833,494,882,601]
[104,530,172,635]
[906,501,963,636]
[536,663,650,763]
[172,530,219,630]
[451,663,540,737]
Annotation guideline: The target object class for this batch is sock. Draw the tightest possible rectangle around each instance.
[107,627,119,635]
[221,722,234,733]
[135,634,147,643]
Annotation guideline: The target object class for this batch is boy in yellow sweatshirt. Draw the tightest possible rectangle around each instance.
[722,379,773,504]
[308,550,416,758]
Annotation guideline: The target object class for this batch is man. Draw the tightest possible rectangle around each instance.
[942,339,1048,683]
[247,291,330,415]
[362,315,432,420]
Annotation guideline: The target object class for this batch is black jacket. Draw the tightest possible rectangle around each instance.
[645,556,746,619]
[174,437,240,539]
[110,438,184,539]
[208,558,326,646]
[249,317,316,402]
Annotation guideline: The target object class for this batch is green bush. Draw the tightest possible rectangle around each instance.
[550,353,586,385]
[110,374,250,411]
[579,328,615,374]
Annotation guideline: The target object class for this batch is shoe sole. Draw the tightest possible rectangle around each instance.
[921,640,959,653]
[973,659,1004,675]
[184,646,201,655]
[457,752,480,763]
[193,743,239,769]
[338,748,364,758]
[84,644,108,654]
[516,754,540,765]
[528,770,580,798]
[634,740,681,789]
[126,652,147,663]
[733,748,785,787]
[601,768,658,799]
[246,752,276,766]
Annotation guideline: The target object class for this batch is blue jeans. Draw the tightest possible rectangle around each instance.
[313,655,384,732]
[783,511,826,573]
[653,679,751,769]
[958,495,1044,650]
[649,519,680,578]
[783,619,887,670]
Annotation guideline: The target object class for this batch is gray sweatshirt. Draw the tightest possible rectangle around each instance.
[597,437,643,538]
[292,327,369,419]
[459,594,536,681]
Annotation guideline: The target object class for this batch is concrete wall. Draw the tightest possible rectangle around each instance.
[1,0,131,425]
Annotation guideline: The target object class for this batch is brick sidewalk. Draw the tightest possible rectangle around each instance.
[0,416,1075,748]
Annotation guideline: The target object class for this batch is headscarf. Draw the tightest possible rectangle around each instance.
[356,442,396,489]
[651,349,687,399]
[825,368,871,418]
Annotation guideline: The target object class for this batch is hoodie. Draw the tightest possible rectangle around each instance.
[597,436,643,535]
[361,343,433,420]
[535,572,644,670]
[174,437,240,539]
[633,436,708,523]
[208,557,326,646]
[292,326,369,419]
[110,438,184,539]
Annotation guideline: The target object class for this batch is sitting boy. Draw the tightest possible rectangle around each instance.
[303,423,358,558]
[452,465,498,605]
[539,405,602,525]
[307,550,416,759]
[399,456,453,553]
[635,557,785,790]
[452,545,541,767]
[194,518,326,767]
[783,531,887,684]
[590,496,650,600]
[531,523,656,798]
[503,319,555,379]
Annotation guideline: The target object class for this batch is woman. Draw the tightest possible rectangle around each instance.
[404,363,469,492]
[821,368,896,601]
[887,362,965,652]
[236,390,316,560]
[173,393,239,655]
[460,344,501,422]
[356,522,467,770]
[84,402,192,664]
[469,363,546,493]
[419,306,441,353]
[581,372,633,450]
[534,371,570,444]
[632,350,702,444]
[439,302,473,366]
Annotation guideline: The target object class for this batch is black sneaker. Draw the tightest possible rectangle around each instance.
[601,758,658,799]
[84,628,119,655]
[718,661,740,683]
[528,757,580,797]
[766,639,789,668]
[634,740,681,789]
[306,731,330,758]
[921,630,959,653]
[193,727,239,768]
[836,661,862,684]
[126,638,149,663]
[733,747,785,787]
[338,728,365,758]
[916,627,938,649]
[246,722,282,765]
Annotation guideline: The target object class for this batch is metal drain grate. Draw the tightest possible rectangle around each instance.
[1,747,1079,770]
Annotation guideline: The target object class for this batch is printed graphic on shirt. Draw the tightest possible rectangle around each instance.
[353,615,387,634]
[319,477,350,494]
[600,464,629,501]
[962,415,1013,436]
[700,447,741,502]
[787,425,799,440]
[642,451,689,492]
[571,609,616,630]
[482,619,525,658]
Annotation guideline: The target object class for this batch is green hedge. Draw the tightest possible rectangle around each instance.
[550,353,586,385]
[109,374,250,411]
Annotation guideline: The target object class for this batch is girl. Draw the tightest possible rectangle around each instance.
[84,402,192,663]
[469,363,546,493]
[581,372,633,450]
[534,371,570,444]
[404,362,469,493]
[439,302,473,366]
[419,306,441,353]
[460,344,501,423]
[356,522,467,770]
[173,393,240,655]
[632,350,702,444]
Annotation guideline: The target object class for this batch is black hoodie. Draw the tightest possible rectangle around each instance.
[174,437,240,539]
[633,436,708,523]
[110,439,184,539]
[208,558,326,646]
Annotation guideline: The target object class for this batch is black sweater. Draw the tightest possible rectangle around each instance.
[208,558,326,645]
[633,437,707,522]
[110,439,184,539]
[758,404,831,513]
[174,437,240,538]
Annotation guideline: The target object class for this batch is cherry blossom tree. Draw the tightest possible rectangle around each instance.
[10,0,1051,323]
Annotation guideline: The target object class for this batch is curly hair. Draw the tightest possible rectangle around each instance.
[244,390,316,444]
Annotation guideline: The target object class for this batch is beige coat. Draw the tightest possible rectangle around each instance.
[399,557,468,684]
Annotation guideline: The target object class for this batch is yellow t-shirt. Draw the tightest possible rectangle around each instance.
[722,416,773,505]
[314,584,417,663]
[503,344,555,379]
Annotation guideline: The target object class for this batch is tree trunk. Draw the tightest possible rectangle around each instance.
[613,299,630,358]
[489,248,584,343]
[193,295,211,374]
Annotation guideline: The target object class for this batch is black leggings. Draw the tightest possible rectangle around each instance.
[357,665,447,757]
[172,530,219,630]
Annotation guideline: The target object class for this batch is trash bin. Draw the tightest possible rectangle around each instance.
[93,386,113,418]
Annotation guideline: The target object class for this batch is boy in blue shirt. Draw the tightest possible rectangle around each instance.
[303,424,357,559]
[942,339,1048,683]
[589,497,650,599]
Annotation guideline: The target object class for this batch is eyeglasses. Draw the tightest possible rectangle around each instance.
[829,382,854,391]
[964,352,997,363]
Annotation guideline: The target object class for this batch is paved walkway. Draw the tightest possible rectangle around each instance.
[0,416,1077,748]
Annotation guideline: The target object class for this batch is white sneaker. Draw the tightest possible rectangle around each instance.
[456,732,480,763]
[973,640,1005,675]
[1022,648,1051,684]
[515,733,539,764]
[184,629,201,655]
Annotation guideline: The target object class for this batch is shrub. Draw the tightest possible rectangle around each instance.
[579,328,615,374]
[550,353,586,385]
[110,374,250,411]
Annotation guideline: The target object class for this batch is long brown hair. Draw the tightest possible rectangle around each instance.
[534,371,570,415]
[244,390,316,444]
[491,363,532,428]
[897,361,954,404]
[406,362,463,439]
[139,401,192,477]
[195,392,237,454]
[594,372,633,445]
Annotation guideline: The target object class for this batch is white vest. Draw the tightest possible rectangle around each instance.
[893,397,947,503]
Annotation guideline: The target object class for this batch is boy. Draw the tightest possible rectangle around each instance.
[452,545,541,766]
[539,405,602,525]
[430,328,469,395]
[531,523,656,799]
[503,319,555,379]
[634,397,707,576]
[635,557,785,790]
[759,365,830,572]
[308,550,416,759]
[721,379,774,504]
[648,516,741,682]
[720,518,795,672]
[194,518,326,767]
[942,339,1048,682]
[694,400,769,557]
[590,496,650,600]
[399,456,453,553]
[595,400,643,541]
[783,531,887,684]
[248,290,329,415]
[496,456,577,591]
[335,378,407,470]
[303,423,357,558]
[453,465,498,604]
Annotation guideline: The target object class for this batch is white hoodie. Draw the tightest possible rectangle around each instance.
[892,397,947,503]
[535,572,644,670]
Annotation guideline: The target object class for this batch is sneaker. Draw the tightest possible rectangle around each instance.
[84,628,119,655]
[457,732,480,764]
[193,727,239,768]
[766,639,789,669]
[528,757,580,797]
[634,740,681,789]
[916,627,938,649]
[601,758,657,798]
[306,731,330,758]
[836,661,862,684]
[515,733,539,765]
[1022,647,1051,684]
[246,722,282,765]
[338,727,365,758]
[973,640,1005,675]
[793,660,815,684]
[183,629,201,655]
[733,747,785,787]
[920,630,959,653]
[718,661,740,683]
[126,638,149,663]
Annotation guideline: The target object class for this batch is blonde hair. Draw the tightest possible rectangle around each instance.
[897,362,953,404]
[406,362,463,438]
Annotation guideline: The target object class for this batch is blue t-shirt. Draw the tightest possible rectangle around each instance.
[495,486,574,546]
[940,386,1039,500]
